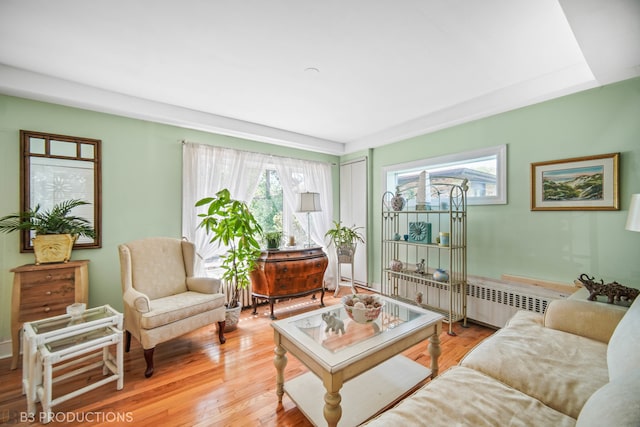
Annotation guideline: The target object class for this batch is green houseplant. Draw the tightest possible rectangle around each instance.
[0,199,96,264]
[264,230,282,250]
[325,220,365,262]
[196,189,263,329]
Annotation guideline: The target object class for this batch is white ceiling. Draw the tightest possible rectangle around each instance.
[0,0,639,155]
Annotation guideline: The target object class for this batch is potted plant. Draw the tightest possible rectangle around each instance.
[324,220,365,263]
[0,199,95,264]
[196,188,263,331]
[264,230,282,250]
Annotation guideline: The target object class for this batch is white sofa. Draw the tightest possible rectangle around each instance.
[365,291,640,426]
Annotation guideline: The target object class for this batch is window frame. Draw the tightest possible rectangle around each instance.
[382,144,507,205]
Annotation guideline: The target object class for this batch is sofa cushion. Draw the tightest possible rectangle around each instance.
[544,298,627,344]
[461,310,608,419]
[141,291,226,330]
[364,366,575,427]
[607,296,640,381]
[576,369,640,427]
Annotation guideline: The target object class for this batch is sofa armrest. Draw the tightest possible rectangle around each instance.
[123,287,151,313]
[186,276,222,294]
[544,299,628,343]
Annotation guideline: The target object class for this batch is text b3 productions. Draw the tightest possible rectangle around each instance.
[2,410,135,424]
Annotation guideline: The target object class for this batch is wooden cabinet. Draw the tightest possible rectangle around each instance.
[10,260,89,370]
[250,247,328,319]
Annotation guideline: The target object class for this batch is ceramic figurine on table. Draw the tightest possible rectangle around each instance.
[416,259,425,274]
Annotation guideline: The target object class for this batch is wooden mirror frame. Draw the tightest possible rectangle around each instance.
[20,130,102,251]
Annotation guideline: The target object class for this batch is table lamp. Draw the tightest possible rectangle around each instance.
[626,193,640,232]
[297,192,321,247]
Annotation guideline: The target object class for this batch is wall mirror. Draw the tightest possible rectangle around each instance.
[20,130,102,251]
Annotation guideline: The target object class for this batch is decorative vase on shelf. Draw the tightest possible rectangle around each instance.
[433,268,449,282]
[391,187,405,211]
[390,259,403,272]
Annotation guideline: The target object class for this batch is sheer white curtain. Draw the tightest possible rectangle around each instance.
[181,143,266,273]
[271,156,336,288]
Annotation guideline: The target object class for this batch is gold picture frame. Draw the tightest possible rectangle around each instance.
[531,153,619,211]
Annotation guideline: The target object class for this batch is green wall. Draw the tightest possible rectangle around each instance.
[0,95,340,344]
[1,77,639,351]
[368,77,640,288]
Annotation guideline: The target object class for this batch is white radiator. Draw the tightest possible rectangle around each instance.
[466,278,570,328]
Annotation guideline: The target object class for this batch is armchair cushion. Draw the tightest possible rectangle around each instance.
[141,291,226,330]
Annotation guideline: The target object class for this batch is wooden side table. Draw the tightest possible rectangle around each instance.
[10,260,89,370]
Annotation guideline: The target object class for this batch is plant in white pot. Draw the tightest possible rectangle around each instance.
[324,220,365,263]
[196,188,263,331]
[0,199,95,264]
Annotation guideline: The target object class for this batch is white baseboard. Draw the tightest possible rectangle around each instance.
[0,339,13,361]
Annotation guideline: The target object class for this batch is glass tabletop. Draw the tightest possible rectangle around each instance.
[30,305,118,334]
[44,327,114,353]
[272,295,443,369]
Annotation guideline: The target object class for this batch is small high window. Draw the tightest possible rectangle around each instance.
[383,145,507,205]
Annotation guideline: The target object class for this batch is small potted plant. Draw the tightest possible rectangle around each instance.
[196,189,263,331]
[324,220,365,263]
[0,199,95,264]
[264,230,282,250]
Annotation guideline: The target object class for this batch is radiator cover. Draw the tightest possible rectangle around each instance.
[466,278,571,328]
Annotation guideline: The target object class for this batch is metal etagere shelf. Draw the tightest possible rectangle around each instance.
[381,179,468,335]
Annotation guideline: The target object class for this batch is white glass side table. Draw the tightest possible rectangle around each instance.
[22,305,124,423]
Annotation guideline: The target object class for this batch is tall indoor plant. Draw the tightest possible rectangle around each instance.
[196,189,263,328]
[0,199,95,264]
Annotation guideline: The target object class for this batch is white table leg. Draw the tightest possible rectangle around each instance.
[274,344,287,403]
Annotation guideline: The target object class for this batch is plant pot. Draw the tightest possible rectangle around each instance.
[224,304,242,332]
[266,239,280,250]
[337,244,355,263]
[32,234,76,265]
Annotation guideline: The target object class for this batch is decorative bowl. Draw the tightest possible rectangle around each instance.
[66,302,86,318]
[341,294,385,324]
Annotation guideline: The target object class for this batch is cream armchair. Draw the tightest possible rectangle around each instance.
[118,237,226,378]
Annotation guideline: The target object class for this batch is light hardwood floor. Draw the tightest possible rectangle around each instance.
[0,291,494,426]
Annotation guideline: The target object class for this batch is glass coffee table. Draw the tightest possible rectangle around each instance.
[272,295,443,427]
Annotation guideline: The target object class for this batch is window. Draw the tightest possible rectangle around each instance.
[250,168,307,246]
[383,145,507,205]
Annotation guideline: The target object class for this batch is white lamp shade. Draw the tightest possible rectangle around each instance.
[297,192,321,213]
[626,194,640,232]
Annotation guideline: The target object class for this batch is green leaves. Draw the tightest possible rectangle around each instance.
[196,188,263,308]
[324,220,364,247]
[0,199,95,238]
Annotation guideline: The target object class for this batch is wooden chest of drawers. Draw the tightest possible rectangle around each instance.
[10,260,89,369]
[250,247,328,319]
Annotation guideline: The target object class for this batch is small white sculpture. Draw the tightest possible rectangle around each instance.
[322,312,345,335]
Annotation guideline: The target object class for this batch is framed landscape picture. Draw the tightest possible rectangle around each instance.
[531,153,619,211]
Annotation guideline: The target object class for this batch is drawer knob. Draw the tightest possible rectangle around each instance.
[44,307,51,312]
[45,291,52,296]
[46,274,53,280]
